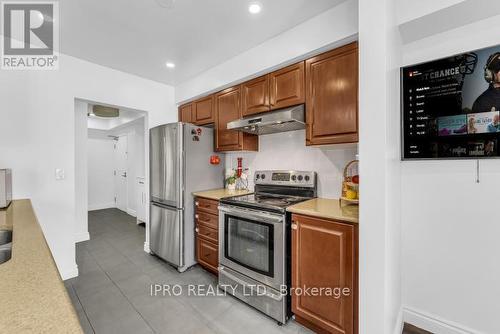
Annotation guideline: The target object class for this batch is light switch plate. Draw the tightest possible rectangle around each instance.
[55,168,65,180]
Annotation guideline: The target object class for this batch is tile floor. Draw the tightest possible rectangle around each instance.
[65,208,312,334]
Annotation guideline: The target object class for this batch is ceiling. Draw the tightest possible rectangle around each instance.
[60,0,345,86]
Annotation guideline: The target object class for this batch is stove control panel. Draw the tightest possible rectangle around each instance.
[255,170,316,187]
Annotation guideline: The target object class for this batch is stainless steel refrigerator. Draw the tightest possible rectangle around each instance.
[149,123,224,272]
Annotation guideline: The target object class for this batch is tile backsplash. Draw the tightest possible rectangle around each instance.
[224,130,358,198]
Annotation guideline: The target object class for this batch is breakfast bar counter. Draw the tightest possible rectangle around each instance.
[0,200,83,334]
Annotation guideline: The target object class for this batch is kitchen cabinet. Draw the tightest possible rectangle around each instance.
[270,62,305,110]
[305,42,359,145]
[136,177,146,224]
[193,95,215,125]
[195,197,220,274]
[241,75,270,116]
[291,213,358,334]
[178,103,193,123]
[215,86,258,152]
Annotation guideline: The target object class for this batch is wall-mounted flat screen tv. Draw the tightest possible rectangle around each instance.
[402,45,500,160]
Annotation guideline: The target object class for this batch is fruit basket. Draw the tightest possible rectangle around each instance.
[340,160,359,206]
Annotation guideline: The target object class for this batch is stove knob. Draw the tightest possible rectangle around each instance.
[291,175,297,181]
[298,175,303,181]
[305,175,310,182]
[261,174,266,180]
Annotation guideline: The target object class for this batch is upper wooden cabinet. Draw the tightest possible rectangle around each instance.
[306,42,359,146]
[178,103,193,123]
[270,62,305,110]
[241,75,270,117]
[291,214,358,334]
[193,95,215,125]
[215,86,258,152]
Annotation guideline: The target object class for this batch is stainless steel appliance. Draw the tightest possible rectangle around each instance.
[227,104,305,135]
[0,169,12,209]
[150,123,224,272]
[218,170,317,324]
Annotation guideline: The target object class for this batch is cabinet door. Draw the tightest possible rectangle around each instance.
[178,103,193,123]
[270,62,305,110]
[241,75,270,116]
[215,86,243,151]
[196,237,218,274]
[194,95,215,125]
[292,214,357,334]
[306,42,358,145]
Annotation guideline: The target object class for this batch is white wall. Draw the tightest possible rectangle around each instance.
[75,101,89,242]
[87,138,115,211]
[400,14,500,334]
[358,0,402,333]
[0,51,175,279]
[224,130,357,198]
[175,0,358,103]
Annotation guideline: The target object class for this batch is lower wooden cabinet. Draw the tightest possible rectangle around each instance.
[291,214,358,334]
[196,236,218,274]
[195,197,219,275]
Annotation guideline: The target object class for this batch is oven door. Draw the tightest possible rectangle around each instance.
[219,205,284,290]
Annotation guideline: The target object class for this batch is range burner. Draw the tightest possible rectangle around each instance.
[220,171,317,213]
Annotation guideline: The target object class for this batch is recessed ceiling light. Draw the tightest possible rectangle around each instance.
[166,62,175,69]
[248,2,262,14]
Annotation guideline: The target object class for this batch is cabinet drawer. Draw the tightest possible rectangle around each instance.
[196,224,218,244]
[196,238,218,274]
[195,211,218,229]
[195,198,219,215]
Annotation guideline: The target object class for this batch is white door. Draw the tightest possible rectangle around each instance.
[114,135,128,212]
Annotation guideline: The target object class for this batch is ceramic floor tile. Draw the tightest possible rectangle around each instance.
[67,208,310,334]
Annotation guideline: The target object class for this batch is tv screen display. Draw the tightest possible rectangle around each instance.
[401,45,500,159]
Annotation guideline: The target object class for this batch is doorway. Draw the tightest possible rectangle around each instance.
[74,99,149,246]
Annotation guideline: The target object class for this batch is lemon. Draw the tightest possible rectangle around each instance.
[346,190,357,200]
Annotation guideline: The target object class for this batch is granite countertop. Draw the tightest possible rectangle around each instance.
[287,198,359,224]
[0,200,83,334]
[192,188,253,200]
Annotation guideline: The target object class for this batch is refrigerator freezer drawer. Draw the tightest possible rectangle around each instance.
[150,202,183,267]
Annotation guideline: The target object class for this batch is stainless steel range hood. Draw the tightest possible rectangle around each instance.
[227,104,305,135]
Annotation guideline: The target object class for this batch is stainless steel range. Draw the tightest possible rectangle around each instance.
[218,170,317,325]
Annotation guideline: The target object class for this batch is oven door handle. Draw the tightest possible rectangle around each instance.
[218,205,283,224]
[219,266,283,301]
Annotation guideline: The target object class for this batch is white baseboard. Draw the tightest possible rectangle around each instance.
[127,208,137,217]
[403,307,480,334]
[144,241,150,253]
[75,231,90,243]
[60,263,79,280]
[88,202,115,211]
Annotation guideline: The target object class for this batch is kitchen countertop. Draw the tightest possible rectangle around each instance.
[192,188,253,200]
[287,198,359,224]
[0,200,83,334]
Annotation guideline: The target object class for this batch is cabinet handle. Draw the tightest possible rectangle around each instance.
[195,201,199,206]
[291,223,298,230]
[195,228,199,233]
[195,214,199,219]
